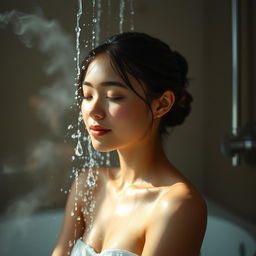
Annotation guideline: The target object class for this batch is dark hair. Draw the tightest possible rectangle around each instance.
[78,32,193,135]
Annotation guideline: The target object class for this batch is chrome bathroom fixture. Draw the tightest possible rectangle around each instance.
[222,122,256,165]
[221,0,256,166]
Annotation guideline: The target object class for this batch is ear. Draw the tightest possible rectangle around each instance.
[152,90,175,119]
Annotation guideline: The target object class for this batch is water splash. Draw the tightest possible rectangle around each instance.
[69,0,96,236]
[69,0,138,236]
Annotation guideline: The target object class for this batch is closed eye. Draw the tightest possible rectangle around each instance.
[83,96,93,100]
[106,96,124,101]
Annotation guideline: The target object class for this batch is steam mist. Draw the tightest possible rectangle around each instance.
[1,9,75,133]
[0,9,76,218]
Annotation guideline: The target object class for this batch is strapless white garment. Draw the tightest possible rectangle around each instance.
[70,239,139,256]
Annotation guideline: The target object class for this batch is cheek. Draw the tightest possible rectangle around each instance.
[81,102,90,122]
[109,101,150,123]
[81,102,86,116]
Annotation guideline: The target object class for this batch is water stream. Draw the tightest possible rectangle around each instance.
[70,1,136,242]
[119,0,125,33]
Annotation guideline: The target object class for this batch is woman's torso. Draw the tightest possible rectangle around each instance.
[74,166,197,255]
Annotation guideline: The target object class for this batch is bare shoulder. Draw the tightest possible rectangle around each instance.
[156,181,207,221]
[143,182,207,256]
[151,162,208,220]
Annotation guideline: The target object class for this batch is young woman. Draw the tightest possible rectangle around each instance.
[52,32,207,256]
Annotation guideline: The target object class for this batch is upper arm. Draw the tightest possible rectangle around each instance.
[52,174,86,256]
[142,187,207,256]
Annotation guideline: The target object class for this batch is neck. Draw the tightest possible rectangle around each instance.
[115,134,169,188]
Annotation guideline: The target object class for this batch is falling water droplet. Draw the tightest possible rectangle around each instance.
[86,170,96,187]
[75,140,83,156]
[78,113,83,122]
[68,124,73,130]
[77,129,81,138]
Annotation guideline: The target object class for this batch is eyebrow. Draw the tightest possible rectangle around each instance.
[83,81,127,88]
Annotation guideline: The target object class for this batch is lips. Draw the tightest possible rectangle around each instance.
[89,125,111,136]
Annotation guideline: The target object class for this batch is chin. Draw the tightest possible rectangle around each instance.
[91,140,116,153]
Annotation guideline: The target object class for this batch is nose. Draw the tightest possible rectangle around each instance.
[91,111,105,120]
[87,98,105,120]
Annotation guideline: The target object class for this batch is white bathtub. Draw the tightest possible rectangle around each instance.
[0,198,255,256]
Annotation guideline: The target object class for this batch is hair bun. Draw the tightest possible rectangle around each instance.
[172,51,188,78]
[158,51,192,130]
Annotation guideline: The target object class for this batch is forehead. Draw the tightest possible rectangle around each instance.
[84,53,122,82]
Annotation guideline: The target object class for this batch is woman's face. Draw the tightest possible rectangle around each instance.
[81,53,155,152]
